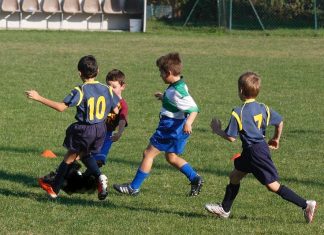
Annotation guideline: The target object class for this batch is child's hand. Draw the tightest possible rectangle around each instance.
[154,92,163,100]
[111,133,122,142]
[210,118,222,135]
[25,90,41,101]
[183,122,192,134]
[268,139,279,150]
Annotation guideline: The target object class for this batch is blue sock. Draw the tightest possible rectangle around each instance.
[130,168,149,190]
[82,156,101,178]
[180,163,197,182]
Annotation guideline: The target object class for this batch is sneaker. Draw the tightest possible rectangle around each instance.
[189,175,204,196]
[97,174,108,200]
[38,178,57,199]
[205,203,230,218]
[113,183,139,196]
[303,200,317,223]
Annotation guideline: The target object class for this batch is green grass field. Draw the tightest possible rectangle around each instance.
[0,23,323,234]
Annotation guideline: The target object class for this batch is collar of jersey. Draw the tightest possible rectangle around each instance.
[244,98,255,103]
[83,81,99,84]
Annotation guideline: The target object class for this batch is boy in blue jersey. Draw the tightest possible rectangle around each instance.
[205,71,316,223]
[113,52,203,196]
[26,55,119,200]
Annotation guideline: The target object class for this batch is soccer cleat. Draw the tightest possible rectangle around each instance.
[38,178,57,199]
[205,203,230,219]
[303,200,317,223]
[189,175,204,196]
[113,183,139,196]
[97,174,108,200]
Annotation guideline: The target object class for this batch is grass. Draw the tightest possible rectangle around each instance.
[0,22,323,234]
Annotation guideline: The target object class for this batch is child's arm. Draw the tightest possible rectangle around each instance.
[111,119,127,142]
[210,118,236,142]
[268,121,283,150]
[26,90,68,112]
[183,111,198,134]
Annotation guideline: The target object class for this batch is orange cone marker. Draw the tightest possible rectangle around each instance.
[41,149,57,158]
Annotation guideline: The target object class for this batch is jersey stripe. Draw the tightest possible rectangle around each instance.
[232,111,243,131]
[74,86,83,106]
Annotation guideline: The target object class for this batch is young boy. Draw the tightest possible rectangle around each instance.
[38,69,128,195]
[93,69,128,167]
[26,55,119,200]
[113,52,203,196]
[205,71,316,223]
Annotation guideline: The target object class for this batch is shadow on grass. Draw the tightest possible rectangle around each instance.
[0,187,206,218]
[0,145,65,157]
[0,146,42,155]
[0,170,37,187]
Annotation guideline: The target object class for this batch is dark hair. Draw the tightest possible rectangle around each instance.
[156,52,182,76]
[238,71,261,98]
[106,69,125,85]
[77,55,98,79]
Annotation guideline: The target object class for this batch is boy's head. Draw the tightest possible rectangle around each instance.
[78,55,98,80]
[106,69,126,98]
[238,71,261,100]
[156,52,182,81]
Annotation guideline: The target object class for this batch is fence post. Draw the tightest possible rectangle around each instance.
[229,0,232,30]
[314,0,318,30]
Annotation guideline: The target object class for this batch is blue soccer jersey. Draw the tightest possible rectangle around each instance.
[63,81,119,124]
[225,99,282,147]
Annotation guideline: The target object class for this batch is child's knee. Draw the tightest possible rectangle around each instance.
[165,153,178,164]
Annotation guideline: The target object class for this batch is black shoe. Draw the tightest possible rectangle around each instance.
[189,175,204,196]
[113,183,139,196]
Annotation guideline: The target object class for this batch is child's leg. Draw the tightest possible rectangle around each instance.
[221,169,247,212]
[267,181,307,208]
[53,150,78,194]
[93,131,113,167]
[130,144,160,190]
[165,152,198,181]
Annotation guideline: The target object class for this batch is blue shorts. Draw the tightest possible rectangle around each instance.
[150,116,189,154]
[63,122,106,156]
[93,131,113,164]
[234,141,279,185]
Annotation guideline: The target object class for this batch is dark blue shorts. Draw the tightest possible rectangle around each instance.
[234,141,279,185]
[63,122,106,155]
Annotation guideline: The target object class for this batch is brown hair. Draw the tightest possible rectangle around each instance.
[77,55,98,79]
[156,52,183,76]
[238,71,261,98]
[106,69,125,85]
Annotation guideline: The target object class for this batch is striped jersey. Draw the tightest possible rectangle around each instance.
[160,78,199,119]
[225,99,282,147]
[63,81,119,124]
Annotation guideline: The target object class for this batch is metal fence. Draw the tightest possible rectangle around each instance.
[148,0,323,30]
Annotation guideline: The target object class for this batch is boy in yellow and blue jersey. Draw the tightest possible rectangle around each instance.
[113,52,203,196]
[26,55,119,200]
[205,71,316,223]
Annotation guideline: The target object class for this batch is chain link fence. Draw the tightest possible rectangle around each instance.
[148,0,323,30]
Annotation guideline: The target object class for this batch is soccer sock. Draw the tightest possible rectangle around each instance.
[180,163,197,182]
[222,183,240,212]
[53,161,69,194]
[82,156,101,178]
[276,185,307,209]
[130,168,149,190]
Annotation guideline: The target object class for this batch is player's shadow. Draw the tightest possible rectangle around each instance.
[0,146,42,155]
[0,187,206,218]
[0,169,37,187]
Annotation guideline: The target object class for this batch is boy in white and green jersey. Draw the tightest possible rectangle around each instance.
[113,52,203,196]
